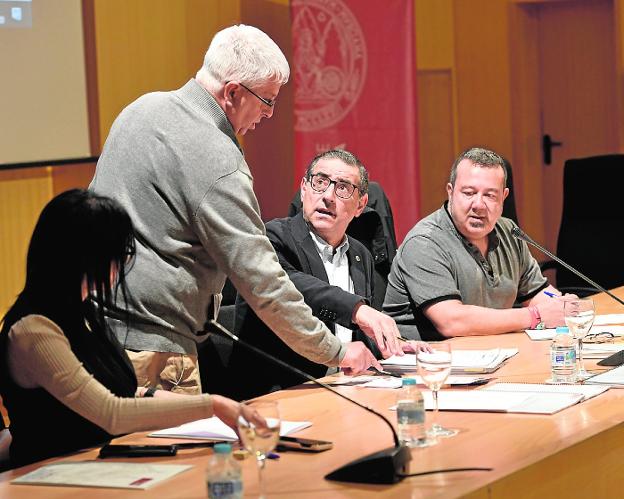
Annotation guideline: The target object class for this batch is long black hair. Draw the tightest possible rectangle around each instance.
[1,189,137,392]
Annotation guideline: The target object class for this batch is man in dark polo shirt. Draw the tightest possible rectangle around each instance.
[383,147,567,341]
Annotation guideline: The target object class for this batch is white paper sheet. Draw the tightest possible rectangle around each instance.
[593,314,624,326]
[481,382,608,400]
[582,344,624,358]
[525,325,624,341]
[585,364,624,387]
[419,390,584,414]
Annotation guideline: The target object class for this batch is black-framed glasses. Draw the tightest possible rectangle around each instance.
[308,173,360,200]
[239,82,275,108]
[583,332,615,344]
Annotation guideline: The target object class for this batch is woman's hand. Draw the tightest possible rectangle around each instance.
[211,395,267,434]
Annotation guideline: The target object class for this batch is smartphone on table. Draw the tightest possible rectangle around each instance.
[276,436,333,452]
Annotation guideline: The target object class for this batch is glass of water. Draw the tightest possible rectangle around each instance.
[417,343,458,438]
[237,400,280,498]
[564,297,595,380]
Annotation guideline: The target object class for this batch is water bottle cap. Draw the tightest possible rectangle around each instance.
[555,326,570,334]
[401,377,417,386]
[213,443,232,454]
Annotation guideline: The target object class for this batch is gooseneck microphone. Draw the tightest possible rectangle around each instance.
[207,319,410,484]
[511,227,624,307]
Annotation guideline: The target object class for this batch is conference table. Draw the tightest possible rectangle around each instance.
[2,288,624,498]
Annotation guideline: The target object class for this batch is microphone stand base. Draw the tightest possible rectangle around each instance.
[325,445,411,484]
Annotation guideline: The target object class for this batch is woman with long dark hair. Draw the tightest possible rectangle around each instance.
[0,189,255,467]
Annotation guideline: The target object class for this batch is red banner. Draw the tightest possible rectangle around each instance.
[291,0,420,243]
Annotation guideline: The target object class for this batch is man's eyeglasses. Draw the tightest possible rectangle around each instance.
[308,173,360,200]
[583,332,616,344]
[239,82,275,108]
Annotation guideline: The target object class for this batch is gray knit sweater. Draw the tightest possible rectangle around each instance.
[90,79,344,366]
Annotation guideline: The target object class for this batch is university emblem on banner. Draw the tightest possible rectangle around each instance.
[292,0,367,131]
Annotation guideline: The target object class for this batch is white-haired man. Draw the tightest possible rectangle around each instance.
[91,25,389,395]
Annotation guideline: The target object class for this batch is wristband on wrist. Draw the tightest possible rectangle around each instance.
[528,305,543,329]
[143,387,157,398]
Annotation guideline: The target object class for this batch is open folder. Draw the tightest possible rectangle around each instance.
[148,416,311,441]
[380,348,518,374]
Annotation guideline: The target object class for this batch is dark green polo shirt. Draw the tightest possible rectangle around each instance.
[383,204,547,340]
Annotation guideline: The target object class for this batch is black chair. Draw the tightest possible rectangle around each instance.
[502,158,519,225]
[288,180,398,309]
[540,154,624,296]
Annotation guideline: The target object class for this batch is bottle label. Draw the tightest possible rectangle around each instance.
[208,480,243,497]
[551,348,576,366]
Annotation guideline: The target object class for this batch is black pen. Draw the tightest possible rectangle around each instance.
[173,441,229,449]
[368,366,402,378]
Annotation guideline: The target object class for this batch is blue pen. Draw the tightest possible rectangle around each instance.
[543,291,557,298]
[267,452,280,460]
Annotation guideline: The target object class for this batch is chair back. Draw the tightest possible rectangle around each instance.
[502,158,519,224]
[555,154,624,290]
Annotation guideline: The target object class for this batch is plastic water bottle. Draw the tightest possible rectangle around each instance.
[396,377,426,447]
[206,443,243,499]
[550,326,577,384]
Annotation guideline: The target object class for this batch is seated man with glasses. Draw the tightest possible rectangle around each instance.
[227,149,426,400]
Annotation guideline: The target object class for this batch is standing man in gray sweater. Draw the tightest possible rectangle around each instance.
[90,25,393,394]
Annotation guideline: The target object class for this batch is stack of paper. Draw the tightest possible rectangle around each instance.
[380,348,518,375]
[585,364,624,387]
[149,416,311,441]
[330,375,490,389]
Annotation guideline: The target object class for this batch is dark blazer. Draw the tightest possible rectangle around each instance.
[227,213,380,401]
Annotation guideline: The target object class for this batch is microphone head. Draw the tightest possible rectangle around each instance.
[511,226,527,241]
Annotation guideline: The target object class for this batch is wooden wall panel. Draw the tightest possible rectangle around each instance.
[94,0,239,147]
[184,0,240,79]
[454,0,514,157]
[51,163,97,196]
[508,2,544,240]
[415,0,455,70]
[417,70,455,218]
[0,170,52,317]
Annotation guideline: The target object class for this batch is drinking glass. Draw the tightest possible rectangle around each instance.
[417,343,458,438]
[564,297,595,381]
[237,400,280,498]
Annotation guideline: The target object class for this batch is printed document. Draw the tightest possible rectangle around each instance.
[12,462,192,489]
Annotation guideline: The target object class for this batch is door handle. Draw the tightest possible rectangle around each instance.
[542,134,563,165]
